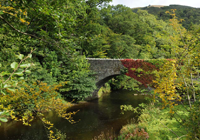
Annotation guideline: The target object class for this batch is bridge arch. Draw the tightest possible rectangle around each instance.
[86,58,125,100]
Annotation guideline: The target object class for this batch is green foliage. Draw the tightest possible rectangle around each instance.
[59,56,96,100]
[184,97,200,139]
[1,1,200,139]
[141,104,189,140]
[120,103,189,140]
[98,83,111,97]
[0,111,9,125]
[0,51,36,125]
[109,75,140,90]
[0,51,34,95]
[118,121,149,140]
[107,34,139,58]
[54,129,67,140]
[0,58,73,137]
[100,5,180,90]
[0,0,100,100]
[133,4,200,29]
[150,10,200,139]
[25,65,58,86]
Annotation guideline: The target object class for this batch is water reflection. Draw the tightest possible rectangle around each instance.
[0,90,149,140]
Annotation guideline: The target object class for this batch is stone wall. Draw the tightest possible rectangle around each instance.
[86,58,125,100]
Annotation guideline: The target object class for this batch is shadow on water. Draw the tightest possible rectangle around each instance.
[0,90,150,140]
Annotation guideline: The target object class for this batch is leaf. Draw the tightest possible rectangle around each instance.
[20,63,31,68]
[25,70,31,74]
[3,84,10,88]
[0,63,1,67]
[14,72,23,76]
[0,72,10,76]
[19,77,24,80]
[0,118,8,123]
[11,62,18,69]
[0,90,6,95]
[7,88,15,92]
[28,54,32,58]
[0,11,3,15]
[0,111,8,116]
[16,54,24,60]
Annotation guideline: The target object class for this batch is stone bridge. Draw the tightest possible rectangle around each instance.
[86,58,160,100]
[86,58,125,99]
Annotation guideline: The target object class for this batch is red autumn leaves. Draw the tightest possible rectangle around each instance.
[121,59,157,87]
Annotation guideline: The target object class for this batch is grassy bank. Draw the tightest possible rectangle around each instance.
[118,103,190,140]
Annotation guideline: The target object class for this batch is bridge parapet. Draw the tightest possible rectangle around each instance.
[86,58,138,60]
[86,58,123,60]
[87,58,124,82]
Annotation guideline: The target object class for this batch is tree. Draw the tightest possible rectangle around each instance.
[0,0,97,100]
[153,9,200,139]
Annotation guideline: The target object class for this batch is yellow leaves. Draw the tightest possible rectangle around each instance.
[0,4,29,25]
[33,82,37,85]
[0,5,14,11]
[19,18,30,25]
[0,80,72,125]
[153,60,182,114]
[169,109,174,114]
[165,11,170,14]
[23,11,27,16]
[41,117,64,140]
[0,80,74,140]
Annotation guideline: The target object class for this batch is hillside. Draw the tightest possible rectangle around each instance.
[132,5,167,9]
[132,4,200,29]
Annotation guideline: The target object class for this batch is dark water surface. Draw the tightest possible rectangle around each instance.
[0,90,149,140]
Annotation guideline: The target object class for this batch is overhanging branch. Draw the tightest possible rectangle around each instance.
[0,15,39,39]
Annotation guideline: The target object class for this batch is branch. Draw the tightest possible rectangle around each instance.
[176,135,188,140]
[25,10,38,33]
[182,76,192,109]
[0,15,72,57]
[0,16,39,39]
[0,74,4,83]
[190,73,196,102]
[3,49,36,85]
[22,63,34,73]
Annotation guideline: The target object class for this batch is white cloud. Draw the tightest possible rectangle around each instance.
[109,0,200,8]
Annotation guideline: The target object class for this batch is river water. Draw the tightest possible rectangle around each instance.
[0,90,150,140]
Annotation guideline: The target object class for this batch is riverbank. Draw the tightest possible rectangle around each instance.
[0,90,149,140]
[118,103,189,140]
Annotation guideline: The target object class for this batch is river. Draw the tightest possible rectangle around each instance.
[0,90,150,140]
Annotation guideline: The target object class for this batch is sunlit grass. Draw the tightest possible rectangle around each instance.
[118,104,189,140]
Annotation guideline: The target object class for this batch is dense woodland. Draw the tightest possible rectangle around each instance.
[0,0,186,100]
[0,0,200,139]
[133,4,200,29]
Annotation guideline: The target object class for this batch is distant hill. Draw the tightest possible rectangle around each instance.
[132,5,167,9]
[132,4,200,29]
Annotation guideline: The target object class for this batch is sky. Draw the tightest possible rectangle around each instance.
[109,0,200,8]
